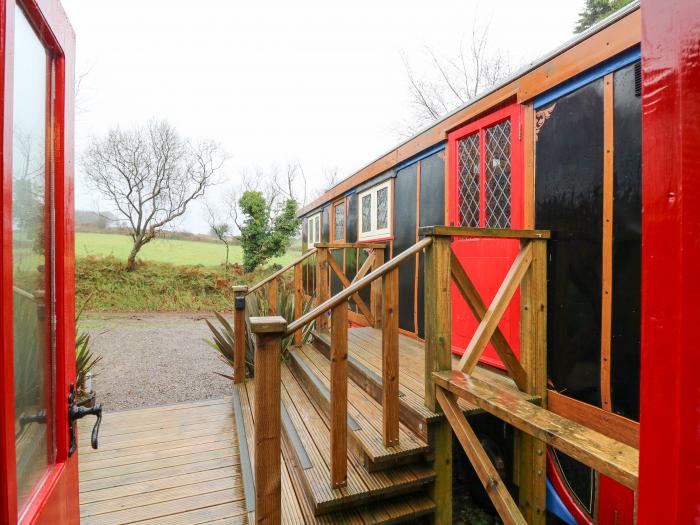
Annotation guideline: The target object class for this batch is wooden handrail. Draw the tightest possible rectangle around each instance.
[419,226,550,239]
[247,248,317,295]
[285,237,433,335]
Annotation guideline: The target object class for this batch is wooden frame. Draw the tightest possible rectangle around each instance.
[0,0,76,523]
[330,197,346,244]
[357,178,392,241]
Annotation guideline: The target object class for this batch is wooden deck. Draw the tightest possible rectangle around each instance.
[78,398,247,525]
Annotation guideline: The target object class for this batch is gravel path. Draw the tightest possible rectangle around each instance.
[81,312,233,411]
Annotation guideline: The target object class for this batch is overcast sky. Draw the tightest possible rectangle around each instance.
[62,0,581,233]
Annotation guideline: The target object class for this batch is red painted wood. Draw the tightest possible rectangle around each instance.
[638,0,700,523]
[0,0,76,523]
[447,102,523,368]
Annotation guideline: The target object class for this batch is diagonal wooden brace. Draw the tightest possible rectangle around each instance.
[450,251,528,391]
[327,254,375,325]
[458,242,533,374]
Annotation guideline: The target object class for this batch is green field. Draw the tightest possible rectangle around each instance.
[75,232,300,267]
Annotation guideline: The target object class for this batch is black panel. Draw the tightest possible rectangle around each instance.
[330,249,343,296]
[417,152,446,338]
[611,63,642,421]
[322,206,330,243]
[535,79,604,408]
[552,450,595,516]
[346,194,358,244]
[393,164,418,333]
[357,249,371,311]
[345,247,358,312]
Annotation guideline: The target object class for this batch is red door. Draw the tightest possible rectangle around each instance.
[448,103,523,367]
[0,1,77,523]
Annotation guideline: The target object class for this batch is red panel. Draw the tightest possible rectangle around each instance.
[638,0,700,523]
[0,0,77,523]
[447,102,523,368]
[597,475,634,525]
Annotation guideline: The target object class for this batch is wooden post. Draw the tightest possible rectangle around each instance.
[232,285,248,383]
[316,246,330,331]
[268,278,278,315]
[516,239,547,525]
[294,263,303,346]
[330,301,348,488]
[423,234,452,525]
[382,267,399,446]
[370,247,384,328]
[250,316,286,525]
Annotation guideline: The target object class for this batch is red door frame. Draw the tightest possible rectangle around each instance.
[0,0,76,523]
[638,0,700,522]
[447,102,524,367]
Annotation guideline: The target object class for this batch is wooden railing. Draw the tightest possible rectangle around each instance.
[243,239,427,511]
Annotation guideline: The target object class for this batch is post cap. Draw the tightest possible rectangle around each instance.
[249,316,287,334]
[231,285,248,293]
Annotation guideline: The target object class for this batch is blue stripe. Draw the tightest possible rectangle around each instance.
[394,141,446,172]
[546,478,579,525]
[534,45,641,108]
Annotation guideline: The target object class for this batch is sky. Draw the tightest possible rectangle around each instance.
[62,0,582,233]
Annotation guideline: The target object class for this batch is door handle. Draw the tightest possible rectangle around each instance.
[68,384,103,456]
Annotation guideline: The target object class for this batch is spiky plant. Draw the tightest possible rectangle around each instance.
[203,280,314,380]
[75,291,101,397]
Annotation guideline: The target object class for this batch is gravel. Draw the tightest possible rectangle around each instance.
[81,312,233,412]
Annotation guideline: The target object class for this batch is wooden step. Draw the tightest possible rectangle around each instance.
[434,369,639,490]
[289,345,430,471]
[311,330,440,441]
[234,379,436,523]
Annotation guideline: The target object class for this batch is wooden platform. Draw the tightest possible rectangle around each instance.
[78,398,247,525]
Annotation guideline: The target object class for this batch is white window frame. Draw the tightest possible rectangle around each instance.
[358,179,392,241]
[307,212,321,247]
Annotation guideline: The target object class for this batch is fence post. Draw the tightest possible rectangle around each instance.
[423,233,453,525]
[294,263,303,346]
[232,285,248,383]
[382,267,399,446]
[371,247,384,329]
[316,246,330,331]
[330,301,348,488]
[517,239,547,524]
[251,316,286,525]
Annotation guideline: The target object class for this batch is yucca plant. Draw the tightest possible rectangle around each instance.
[203,279,315,380]
[75,292,102,398]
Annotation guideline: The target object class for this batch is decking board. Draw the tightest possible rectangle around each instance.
[78,398,248,524]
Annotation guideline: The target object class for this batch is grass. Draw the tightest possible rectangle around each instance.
[75,256,283,311]
[75,232,300,268]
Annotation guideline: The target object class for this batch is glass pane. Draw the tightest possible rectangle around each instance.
[457,133,480,227]
[361,194,371,233]
[13,6,53,511]
[485,119,512,228]
[376,187,388,230]
[314,216,320,243]
[333,203,345,241]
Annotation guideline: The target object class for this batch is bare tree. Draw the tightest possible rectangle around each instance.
[82,119,225,270]
[402,23,511,133]
[205,202,234,267]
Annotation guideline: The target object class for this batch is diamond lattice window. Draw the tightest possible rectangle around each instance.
[457,133,481,227]
[361,195,372,233]
[485,121,511,229]
[376,187,388,229]
[333,202,345,241]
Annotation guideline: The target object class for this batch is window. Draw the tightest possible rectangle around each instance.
[358,179,392,240]
[456,118,512,229]
[307,212,321,246]
[332,200,345,241]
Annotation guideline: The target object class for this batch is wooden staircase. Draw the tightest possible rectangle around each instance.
[233,329,439,524]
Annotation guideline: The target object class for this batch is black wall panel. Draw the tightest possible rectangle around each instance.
[611,62,642,421]
[322,206,330,243]
[535,79,604,408]
[393,164,418,333]
[330,249,343,296]
[347,194,358,244]
[417,152,446,338]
